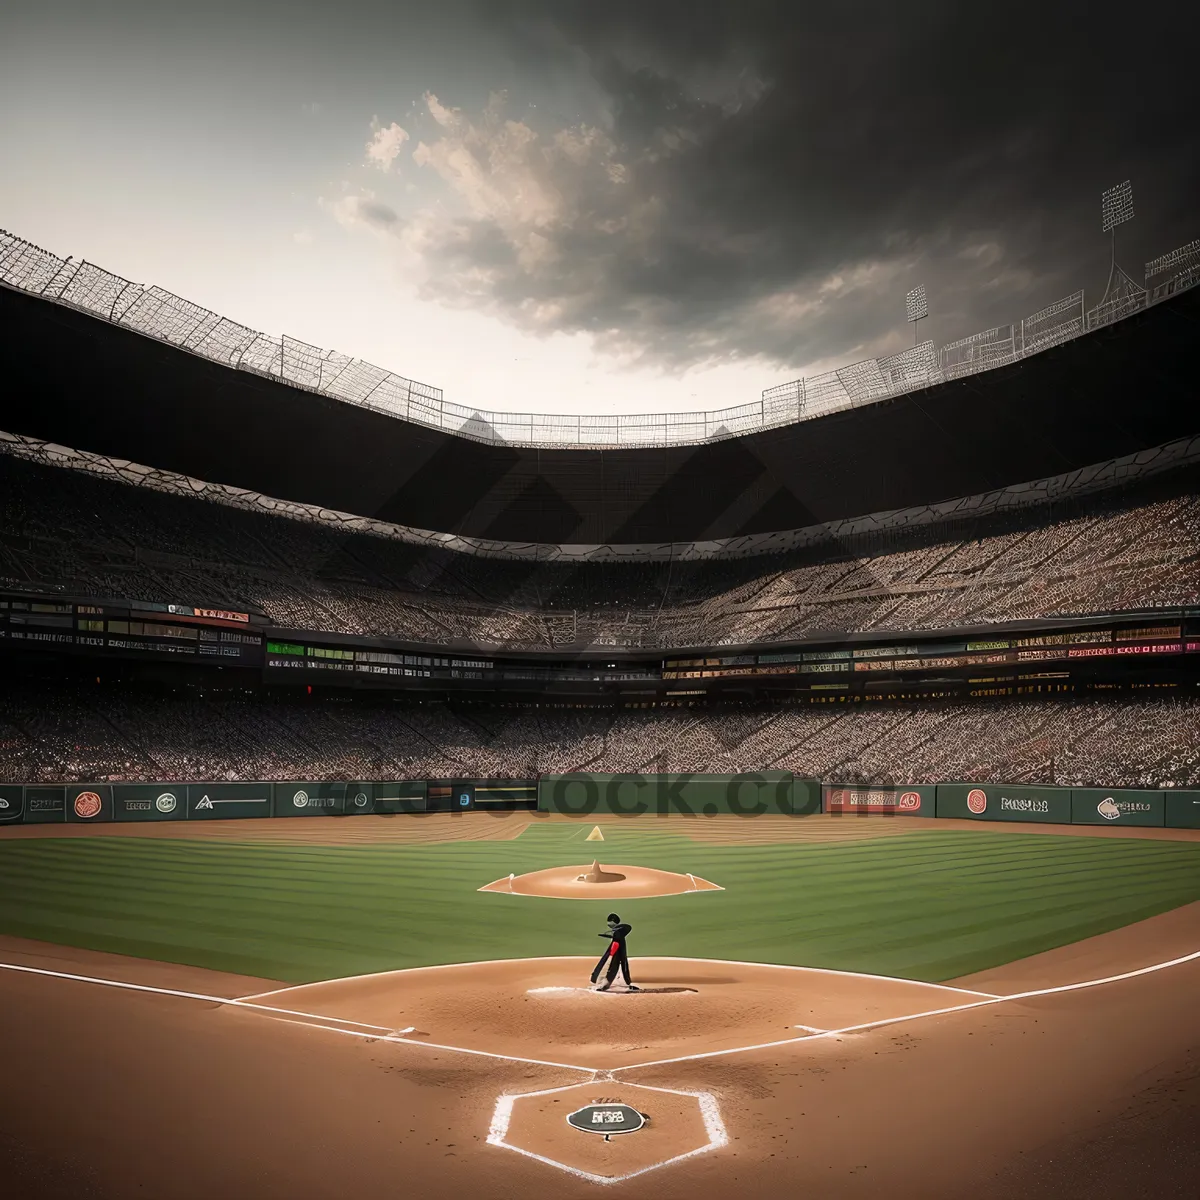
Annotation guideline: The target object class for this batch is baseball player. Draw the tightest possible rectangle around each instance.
[591,913,638,991]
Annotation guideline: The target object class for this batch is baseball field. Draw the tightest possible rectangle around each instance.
[1,810,1198,1198]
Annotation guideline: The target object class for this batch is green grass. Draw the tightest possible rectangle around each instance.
[0,824,1197,983]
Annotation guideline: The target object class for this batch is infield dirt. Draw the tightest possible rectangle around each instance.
[1,901,1197,1198]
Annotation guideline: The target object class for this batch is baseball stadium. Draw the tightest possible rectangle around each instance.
[1,207,1199,1199]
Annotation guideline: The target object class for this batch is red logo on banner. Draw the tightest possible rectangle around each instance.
[966,789,988,814]
[898,791,921,810]
[74,791,102,819]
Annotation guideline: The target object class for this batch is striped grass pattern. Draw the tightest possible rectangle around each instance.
[0,826,1197,983]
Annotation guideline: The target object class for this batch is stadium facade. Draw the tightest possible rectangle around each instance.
[2,228,1199,550]
[0,226,1197,717]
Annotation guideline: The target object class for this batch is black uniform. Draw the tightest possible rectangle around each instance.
[591,919,633,988]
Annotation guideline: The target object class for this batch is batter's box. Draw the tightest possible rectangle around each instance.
[488,1080,726,1185]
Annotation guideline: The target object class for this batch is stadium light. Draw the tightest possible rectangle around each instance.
[1092,180,1142,320]
[1101,180,1134,233]
[905,286,928,323]
[905,285,928,346]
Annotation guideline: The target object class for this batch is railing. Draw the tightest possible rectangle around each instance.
[2,226,1196,449]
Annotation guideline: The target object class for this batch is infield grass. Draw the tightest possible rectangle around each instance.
[0,823,1198,982]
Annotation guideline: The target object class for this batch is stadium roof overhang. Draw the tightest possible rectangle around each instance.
[1,278,1197,548]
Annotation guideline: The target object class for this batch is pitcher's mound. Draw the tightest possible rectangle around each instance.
[576,860,625,883]
[479,864,723,899]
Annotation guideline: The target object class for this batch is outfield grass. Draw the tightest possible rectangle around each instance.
[0,824,1197,982]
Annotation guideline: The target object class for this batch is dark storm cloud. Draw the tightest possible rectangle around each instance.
[358,200,399,228]
[385,0,1200,373]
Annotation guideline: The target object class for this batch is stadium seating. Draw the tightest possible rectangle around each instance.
[0,681,1196,787]
[0,452,1197,649]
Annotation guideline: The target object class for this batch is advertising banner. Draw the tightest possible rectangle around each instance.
[427,784,469,812]
[272,782,347,817]
[23,786,66,824]
[471,781,538,807]
[112,784,187,822]
[537,773,798,817]
[1070,789,1164,827]
[823,784,935,815]
[1165,791,1200,829]
[0,784,24,824]
[344,782,378,815]
[64,784,114,824]
[186,783,273,820]
[936,783,1072,824]
[372,782,428,815]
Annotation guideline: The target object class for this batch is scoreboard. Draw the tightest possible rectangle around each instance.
[0,594,264,666]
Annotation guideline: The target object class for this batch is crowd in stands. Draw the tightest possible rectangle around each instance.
[1,453,1198,650]
[1,681,1196,789]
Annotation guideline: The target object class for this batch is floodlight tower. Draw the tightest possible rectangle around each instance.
[1099,179,1135,306]
[905,285,928,347]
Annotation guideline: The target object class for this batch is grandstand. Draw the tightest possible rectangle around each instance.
[0,675,1197,789]
[0,423,1197,794]
[0,222,1198,798]
[1,439,1199,653]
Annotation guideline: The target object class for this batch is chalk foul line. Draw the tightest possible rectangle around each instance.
[1,948,1197,1077]
[611,947,1200,1073]
[234,954,996,1003]
[0,961,598,1073]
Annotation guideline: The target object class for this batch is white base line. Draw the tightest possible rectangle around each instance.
[3,949,1196,1077]
[0,962,596,1073]
[235,954,996,1003]
[250,1013,595,1073]
[610,947,1200,1074]
[0,963,397,1031]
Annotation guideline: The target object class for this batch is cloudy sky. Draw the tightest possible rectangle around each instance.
[2,1,1196,417]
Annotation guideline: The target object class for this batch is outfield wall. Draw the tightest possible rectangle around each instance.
[0,780,524,823]
[935,783,1195,829]
[537,773,820,817]
[0,778,1195,829]
[936,783,1073,824]
[822,784,936,816]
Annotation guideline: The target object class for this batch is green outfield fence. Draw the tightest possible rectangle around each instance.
[536,773,821,817]
[0,777,1196,830]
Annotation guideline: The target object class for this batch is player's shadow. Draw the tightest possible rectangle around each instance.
[636,976,738,985]
[624,986,699,994]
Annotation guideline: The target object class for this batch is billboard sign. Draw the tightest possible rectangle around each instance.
[1070,789,1164,827]
[345,783,377,814]
[113,784,188,822]
[824,784,934,815]
[65,784,114,823]
[937,783,1072,824]
[23,786,67,824]
[272,782,347,817]
[372,782,428,814]
[187,783,273,820]
[0,784,24,824]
